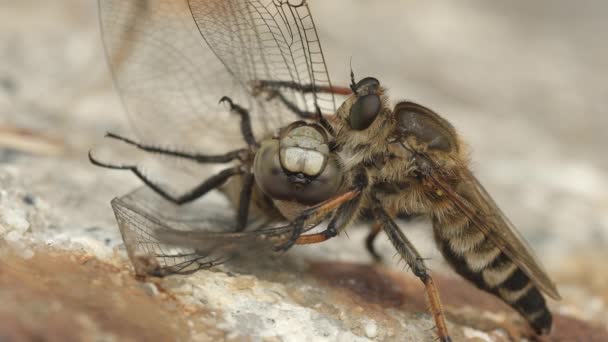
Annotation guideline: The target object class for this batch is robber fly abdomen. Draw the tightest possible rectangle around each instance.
[434,209,552,334]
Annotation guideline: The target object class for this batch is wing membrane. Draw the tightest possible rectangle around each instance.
[427,167,561,299]
[98,0,336,152]
[188,0,336,118]
[112,186,293,276]
[99,0,245,151]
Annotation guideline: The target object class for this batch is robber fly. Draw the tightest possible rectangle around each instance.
[92,0,560,340]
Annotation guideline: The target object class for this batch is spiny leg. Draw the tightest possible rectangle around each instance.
[252,80,350,120]
[365,222,383,262]
[93,96,258,220]
[366,211,421,262]
[99,94,257,165]
[253,80,352,96]
[373,202,451,342]
[274,190,359,251]
[102,132,248,163]
[219,96,257,147]
[278,168,369,250]
[295,187,365,245]
[90,151,243,205]
[262,89,320,119]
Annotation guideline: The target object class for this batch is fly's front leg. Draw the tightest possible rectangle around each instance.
[373,201,451,342]
[295,186,365,245]
[251,80,351,120]
[277,168,368,251]
[252,80,352,96]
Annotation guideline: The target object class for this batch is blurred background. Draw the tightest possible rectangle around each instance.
[1,1,607,341]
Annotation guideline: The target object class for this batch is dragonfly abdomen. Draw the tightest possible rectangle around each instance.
[432,212,552,335]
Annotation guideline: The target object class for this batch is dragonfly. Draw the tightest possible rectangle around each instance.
[92,1,561,341]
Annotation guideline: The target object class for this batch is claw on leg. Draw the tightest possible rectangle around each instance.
[275,190,360,252]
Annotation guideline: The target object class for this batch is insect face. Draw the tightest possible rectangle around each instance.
[253,121,343,205]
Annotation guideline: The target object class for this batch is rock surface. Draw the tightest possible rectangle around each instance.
[1,1,608,341]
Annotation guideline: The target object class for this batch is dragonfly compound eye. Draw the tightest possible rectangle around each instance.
[253,123,343,205]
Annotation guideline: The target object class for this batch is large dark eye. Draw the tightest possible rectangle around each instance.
[349,94,381,130]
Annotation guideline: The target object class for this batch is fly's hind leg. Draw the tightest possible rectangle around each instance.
[373,201,451,342]
[365,222,383,262]
[365,211,420,262]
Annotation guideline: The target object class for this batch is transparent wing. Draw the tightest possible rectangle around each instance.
[98,0,336,152]
[188,0,337,118]
[112,187,318,276]
[99,0,244,152]
[427,167,561,300]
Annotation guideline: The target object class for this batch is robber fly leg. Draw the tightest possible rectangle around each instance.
[276,168,369,251]
[219,96,257,147]
[234,172,254,232]
[273,190,360,251]
[252,80,352,96]
[90,150,243,205]
[100,132,248,163]
[365,222,383,262]
[295,187,365,245]
[262,89,319,119]
[373,203,451,342]
[251,80,350,120]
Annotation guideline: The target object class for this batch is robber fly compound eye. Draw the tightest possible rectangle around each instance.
[348,94,381,130]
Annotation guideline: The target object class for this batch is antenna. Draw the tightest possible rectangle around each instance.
[349,56,357,94]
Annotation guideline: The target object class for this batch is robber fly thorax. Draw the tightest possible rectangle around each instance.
[330,76,466,216]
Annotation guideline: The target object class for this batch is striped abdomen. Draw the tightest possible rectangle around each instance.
[432,211,552,335]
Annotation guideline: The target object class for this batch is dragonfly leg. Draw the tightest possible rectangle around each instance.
[90,150,242,205]
[251,80,351,120]
[219,96,257,147]
[234,172,254,232]
[373,202,451,342]
[262,89,319,119]
[101,132,249,163]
